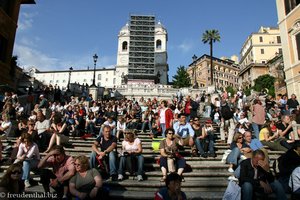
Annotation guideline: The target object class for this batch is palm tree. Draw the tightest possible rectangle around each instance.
[202,30,221,85]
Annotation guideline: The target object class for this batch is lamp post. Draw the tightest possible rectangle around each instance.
[157,71,161,84]
[67,67,73,90]
[92,54,98,86]
[192,54,198,88]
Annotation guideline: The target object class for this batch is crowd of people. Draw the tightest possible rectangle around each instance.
[0,86,299,199]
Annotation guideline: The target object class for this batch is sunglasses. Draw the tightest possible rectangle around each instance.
[238,137,243,139]
[11,171,22,175]
[167,132,174,135]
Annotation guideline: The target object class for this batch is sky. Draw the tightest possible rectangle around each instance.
[14,0,278,81]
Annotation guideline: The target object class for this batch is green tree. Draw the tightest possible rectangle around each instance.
[202,29,221,86]
[226,86,236,95]
[253,74,275,97]
[172,66,192,88]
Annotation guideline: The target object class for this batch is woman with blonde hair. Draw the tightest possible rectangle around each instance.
[226,132,251,173]
[69,155,105,200]
[118,129,144,181]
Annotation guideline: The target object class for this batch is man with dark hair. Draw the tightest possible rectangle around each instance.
[154,172,187,200]
[173,114,195,156]
[89,125,118,181]
[38,145,75,199]
[239,149,287,200]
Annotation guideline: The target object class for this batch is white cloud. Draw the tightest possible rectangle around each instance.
[14,44,59,71]
[18,12,37,31]
[177,39,194,53]
[14,42,116,71]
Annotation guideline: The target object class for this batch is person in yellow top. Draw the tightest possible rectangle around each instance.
[259,121,288,152]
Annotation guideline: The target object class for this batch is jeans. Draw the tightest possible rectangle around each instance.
[252,122,261,139]
[118,154,144,176]
[226,147,241,166]
[22,159,39,181]
[141,121,151,132]
[86,122,95,135]
[241,180,287,200]
[89,151,117,176]
[160,123,166,138]
[195,138,206,155]
[159,156,186,170]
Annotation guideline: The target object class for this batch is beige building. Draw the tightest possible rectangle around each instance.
[0,0,35,89]
[239,27,282,89]
[276,0,300,98]
[267,53,287,96]
[187,54,239,91]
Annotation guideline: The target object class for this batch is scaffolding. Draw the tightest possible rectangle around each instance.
[128,15,156,80]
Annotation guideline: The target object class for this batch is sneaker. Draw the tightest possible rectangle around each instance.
[228,175,238,182]
[118,174,124,181]
[137,175,143,181]
[24,180,31,188]
[228,168,234,173]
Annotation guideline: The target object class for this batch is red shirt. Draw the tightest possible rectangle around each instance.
[185,101,191,115]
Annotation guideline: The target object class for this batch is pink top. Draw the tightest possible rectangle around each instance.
[45,155,75,179]
[252,104,265,125]
[122,138,141,152]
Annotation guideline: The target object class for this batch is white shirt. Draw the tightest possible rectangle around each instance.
[122,138,141,152]
[35,119,50,134]
[1,121,12,136]
[289,166,300,192]
[117,121,126,131]
[159,108,166,124]
[17,142,40,160]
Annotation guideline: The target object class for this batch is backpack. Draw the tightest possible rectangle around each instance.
[221,104,233,120]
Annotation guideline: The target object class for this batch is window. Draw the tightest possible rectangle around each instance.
[285,0,300,15]
[259,36,263,42]
[56,80,59,83]
[279,48,283,54]
[277,36,281,44]
[106,78,108,82]
[62,80,66,83]
[156,40,162,49]
[296,32,300,60]
[97,82,101,87]
[98,74,101,80]
[261,49,265,54]
[113,78,116,84]
[83,79,86,82]
[122,41,128,51]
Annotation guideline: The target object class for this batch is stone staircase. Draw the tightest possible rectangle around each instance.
[0,118,285,200]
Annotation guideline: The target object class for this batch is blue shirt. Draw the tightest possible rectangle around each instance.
[173,122,195,138]
[249,138,263,151]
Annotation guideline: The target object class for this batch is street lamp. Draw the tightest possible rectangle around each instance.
[192,54,198,88]
[92,53,98,86]
[68,67,73,90]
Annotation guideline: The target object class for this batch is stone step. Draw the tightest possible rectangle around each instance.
[108,190,224,200]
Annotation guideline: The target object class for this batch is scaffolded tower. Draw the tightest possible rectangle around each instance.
[128,15,156,81]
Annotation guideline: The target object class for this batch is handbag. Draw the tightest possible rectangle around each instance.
[222,180,241,200]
